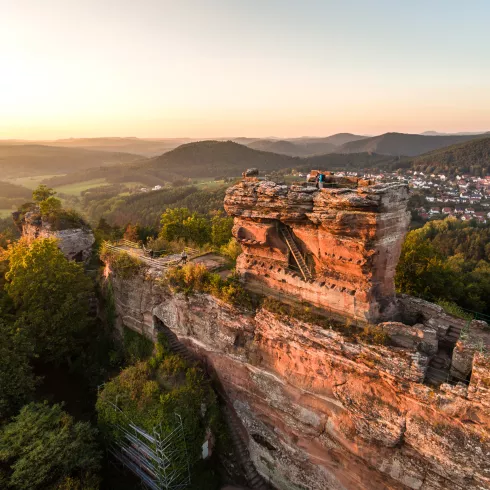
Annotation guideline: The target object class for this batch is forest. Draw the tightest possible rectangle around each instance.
[1,183,490,489]
[0,186,236,489]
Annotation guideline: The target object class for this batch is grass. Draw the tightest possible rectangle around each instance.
[7,174,62,189]
[53,179,109,196]
[0,208,13,218]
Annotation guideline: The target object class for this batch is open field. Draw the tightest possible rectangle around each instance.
[54,179,109,196]
[0,209,13,218]
[7,174,63,189]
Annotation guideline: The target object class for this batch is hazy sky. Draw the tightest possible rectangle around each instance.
[1,0,489,139]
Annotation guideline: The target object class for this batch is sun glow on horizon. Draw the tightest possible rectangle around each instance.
[2,0,490,140]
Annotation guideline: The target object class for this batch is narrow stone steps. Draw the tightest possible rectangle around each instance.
[159,325,268,489]
[426,366,450,386]
[223,407,269,490]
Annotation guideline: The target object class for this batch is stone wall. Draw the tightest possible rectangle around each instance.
[224,177,410,323]
[106,264,490,490]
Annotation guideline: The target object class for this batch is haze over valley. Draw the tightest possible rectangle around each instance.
[2,1,490,490]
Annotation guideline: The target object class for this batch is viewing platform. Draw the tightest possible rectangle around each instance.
[103,239,228,273]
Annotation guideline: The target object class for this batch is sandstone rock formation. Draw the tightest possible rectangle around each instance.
[104,262,490,490]
[224,175,410,323]
[15,208,95,262]
[101,174,490,489]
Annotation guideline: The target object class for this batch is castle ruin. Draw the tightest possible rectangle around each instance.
[224,173,410,323]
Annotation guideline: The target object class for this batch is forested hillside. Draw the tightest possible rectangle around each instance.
[0,181,31,209]
[410,137,490,176]
[396,218,490,315]
[338,132,487,156]
[138,140,298,178]
[0,144,143,178]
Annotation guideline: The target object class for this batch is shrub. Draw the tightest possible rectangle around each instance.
[164,263,252,308]
[122,326,154,363]
[219,238,242,262]
[100,243,143,279]
[436,300,474,321]
[358,325,390,346]
[96,348,220,469]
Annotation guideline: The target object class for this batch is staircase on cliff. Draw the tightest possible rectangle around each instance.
[425,324,465,387]
[279,225,313,282]
[156,323,270,490]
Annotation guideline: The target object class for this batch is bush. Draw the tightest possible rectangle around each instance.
[164,263,252,308]
[436,300,474,321]
[122,326,154,363]
[358,325,389,346]
[219,238,242,263]
[100,243,143,279]
[96,348,220,469]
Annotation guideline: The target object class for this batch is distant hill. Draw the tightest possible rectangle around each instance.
[245,133,367,157]
[0,145,143,179]
[338,132,487,156]
[0,180,32,210]
[136,140,299,178]
[246,139,336,157]
[42,141,405,187]
[421,131,489,136]
[38,137,193,157]
[410,136,490,176]
[294,133,368,147]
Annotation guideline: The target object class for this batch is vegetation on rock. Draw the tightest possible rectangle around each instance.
[165,263,252,308]
[96,341,220,469]
[99,242,143,279]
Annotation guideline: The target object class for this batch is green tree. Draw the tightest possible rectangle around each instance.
[211,213,233,247]
[183,215,211,246]
[39,196,62,217]
[0,319,36,420]
[4,238,93,363]
[159,208,211,246]
[159,208,192,242]
[395,228,456,301]
[32,184,56,203]
[0,402,101,490]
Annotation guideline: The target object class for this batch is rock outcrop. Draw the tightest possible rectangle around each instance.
[104,263,490,490]
[102,174,490,489]
[224,176,410,323]
[16,209,94,262]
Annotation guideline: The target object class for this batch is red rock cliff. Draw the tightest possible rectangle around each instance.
[104,263,490,490]
[224,176,410,323]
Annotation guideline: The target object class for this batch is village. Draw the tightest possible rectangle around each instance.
[308,169,490,224]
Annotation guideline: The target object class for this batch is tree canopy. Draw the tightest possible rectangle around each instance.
[4,238,93,362]
[396,218,490,314]
[0,402,101,490]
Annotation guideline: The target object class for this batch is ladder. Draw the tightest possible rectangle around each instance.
[279,225,313,282]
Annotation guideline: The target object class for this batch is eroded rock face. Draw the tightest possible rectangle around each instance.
[20,212,94,262]
[105,266,490,490]
[224,177,411,323]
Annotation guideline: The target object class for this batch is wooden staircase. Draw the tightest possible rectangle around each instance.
[279,225,313,282]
